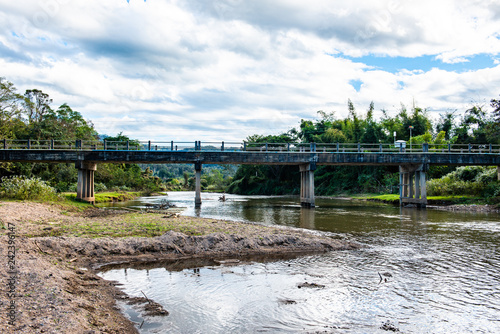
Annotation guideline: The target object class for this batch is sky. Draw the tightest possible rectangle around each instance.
[1,0,500,142]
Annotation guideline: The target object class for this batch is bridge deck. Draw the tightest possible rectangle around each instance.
[1,149,500,166]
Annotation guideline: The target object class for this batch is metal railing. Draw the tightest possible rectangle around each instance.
[1,139,499,154]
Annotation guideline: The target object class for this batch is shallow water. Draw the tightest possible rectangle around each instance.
[99,192,500,333]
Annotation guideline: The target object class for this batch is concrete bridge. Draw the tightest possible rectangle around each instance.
[1,139,500,208]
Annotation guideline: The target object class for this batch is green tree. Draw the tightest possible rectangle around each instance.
[436,111,456,141]
[0,77,24,138]
[490,96,500,142]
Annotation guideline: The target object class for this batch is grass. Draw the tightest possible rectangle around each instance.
[62,191,142,204]
[60,213,217,238]
[360,194,483,205]
[26,210,270,239]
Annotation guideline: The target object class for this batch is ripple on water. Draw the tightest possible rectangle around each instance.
[98,194,500,334]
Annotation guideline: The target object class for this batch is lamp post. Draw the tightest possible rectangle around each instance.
[409,126,413,152]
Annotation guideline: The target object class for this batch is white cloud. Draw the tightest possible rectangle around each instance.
[0,0,499,141]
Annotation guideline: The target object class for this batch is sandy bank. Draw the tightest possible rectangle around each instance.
[0,201,357,333]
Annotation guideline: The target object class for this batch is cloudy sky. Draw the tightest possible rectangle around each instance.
[1,0,500,142]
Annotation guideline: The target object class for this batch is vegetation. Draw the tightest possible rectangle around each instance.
[2,75,500,202]
[145,164,235,192]
[228,98,500,201]
[361,194,482,205]
[0,76,236,196]
[63,191,142,204]
[427,166,499,198]
[0,176,58,201]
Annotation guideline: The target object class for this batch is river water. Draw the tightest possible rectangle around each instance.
[98,192,500,333]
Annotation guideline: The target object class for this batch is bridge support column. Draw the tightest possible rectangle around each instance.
[399,164,427,208]
[76,161,97,204]
[195,161,202,207]
[300,163,316,208]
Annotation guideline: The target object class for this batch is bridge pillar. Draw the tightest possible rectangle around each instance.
[76,161,97,204]
[399,164,427,208]
[300,163,316,207]
[195,161,202,207]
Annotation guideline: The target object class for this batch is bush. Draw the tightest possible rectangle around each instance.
[427,166,499,197]
[94,182,108,192]
[449,166,485,182]
[475,167,497,184]
[0,176,58,201]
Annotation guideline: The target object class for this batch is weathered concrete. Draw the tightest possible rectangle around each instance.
[75,161,97,204]
[399,164,427,208]
[299,164,316,207]
[2,149,500,208]
[2,150,500,166]
[194,161,202,207]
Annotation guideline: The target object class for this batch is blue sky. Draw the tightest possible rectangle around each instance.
[1,0,499,141]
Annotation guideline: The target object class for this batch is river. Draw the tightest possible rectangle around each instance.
[98,192,500,333]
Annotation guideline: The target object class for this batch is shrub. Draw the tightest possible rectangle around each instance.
[474,167,497,184]
[450,166,485,182]
[427,166,499,197]
[0,176,58,201]
[94,182,108,192]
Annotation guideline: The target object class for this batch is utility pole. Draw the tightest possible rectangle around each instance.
[409,126,413,152]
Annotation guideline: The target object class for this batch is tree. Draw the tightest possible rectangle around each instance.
[453,103,492,144]
[491,97,500,142]
[103,132,140,148]
[0,77,24,138]
[23,89,53,123]
[492,97,500,121]
[436,111,456,140]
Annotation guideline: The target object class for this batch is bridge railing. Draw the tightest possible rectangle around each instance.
[2,139,500,154]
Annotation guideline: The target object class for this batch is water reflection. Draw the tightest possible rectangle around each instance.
[299,208,315,230]
[99,192,500,333]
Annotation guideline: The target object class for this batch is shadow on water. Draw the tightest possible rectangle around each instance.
[99,192,500,333]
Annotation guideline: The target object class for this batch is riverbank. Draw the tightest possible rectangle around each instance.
[0,201,357,333]
[351,194,500,212]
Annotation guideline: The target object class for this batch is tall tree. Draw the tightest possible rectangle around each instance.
[436,111,456,140]
[0,77,23,138]
[23,89,53,123]
[490,96,500,142]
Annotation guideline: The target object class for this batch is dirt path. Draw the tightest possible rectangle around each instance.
[0,201,357,333]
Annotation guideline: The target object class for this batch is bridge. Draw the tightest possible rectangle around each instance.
[1,139,500,208]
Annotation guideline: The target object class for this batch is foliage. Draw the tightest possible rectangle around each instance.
[2,76,500,198]
[0,175,58,200]
[0,77,174,193]
[427,166,500,197]
[229,98,500,197]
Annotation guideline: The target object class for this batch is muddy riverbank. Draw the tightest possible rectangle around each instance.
[0,201,357,333]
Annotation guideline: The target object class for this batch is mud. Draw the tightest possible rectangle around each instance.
[0,201,357,333]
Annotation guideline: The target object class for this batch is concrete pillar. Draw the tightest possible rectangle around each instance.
[299,164,315,207]
[76,161,97,204]
[409,172,414,198]
[420,170,427,204]
[402,172,409,198]
[195,161,202,207]
[497,166,500,181]
[415,172,420,197]
[399,164,427,208]
[399,170,403,206]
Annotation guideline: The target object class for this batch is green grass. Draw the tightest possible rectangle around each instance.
[362,194,482,205]
[62,191,142,204]
[52,213,212,238]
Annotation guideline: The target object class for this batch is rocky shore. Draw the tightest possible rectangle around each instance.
[0,201,357,333]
